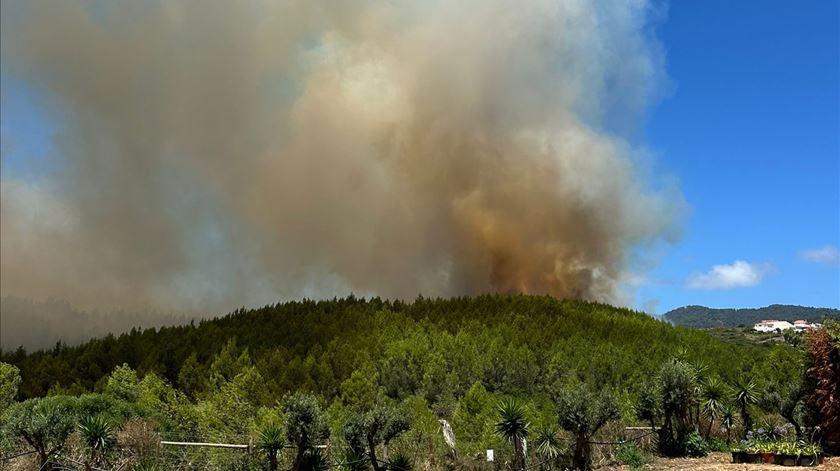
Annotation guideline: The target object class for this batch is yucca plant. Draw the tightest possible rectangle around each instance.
[495,399,530,471]
[701,377,727,438]
[534,425,561,470]
[78,415,115,471]
[733,377,758,439]
[719,404,736,444]
[300,447,329,471]
[258,422,285,471]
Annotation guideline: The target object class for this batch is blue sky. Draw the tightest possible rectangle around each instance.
[635,0,840,313]
[1,1,838,315]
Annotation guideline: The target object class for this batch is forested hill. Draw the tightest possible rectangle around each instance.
[664,304,840,328]
[3,295,789,402]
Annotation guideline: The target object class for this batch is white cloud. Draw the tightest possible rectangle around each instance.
[686,260,773,290]
[800,245,840,265]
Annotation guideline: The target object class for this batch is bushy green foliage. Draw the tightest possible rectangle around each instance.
[682,431,708,457]
[0,362,21,413]
[105,363,140,402]
[614,442,650,469]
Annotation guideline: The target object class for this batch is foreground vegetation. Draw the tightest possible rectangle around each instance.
[1,295,837,470]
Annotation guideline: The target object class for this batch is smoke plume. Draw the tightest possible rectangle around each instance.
[1,0,680,318]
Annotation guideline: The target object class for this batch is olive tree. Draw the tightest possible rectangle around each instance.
[555,388,619,471]
[343,402,411,471]
[3,396,76,468]
[282,392,330,471]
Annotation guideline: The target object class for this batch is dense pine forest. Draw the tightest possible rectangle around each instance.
[2,296,787,399]
[1,295,838,470]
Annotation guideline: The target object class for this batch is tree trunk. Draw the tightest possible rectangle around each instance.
[268,451,278,471]
[740,405,751,439]
[705,416,714,438]
[513,436,526,471]
[292,448,305,471]
[368,435,384,471]
[572,435,590,471]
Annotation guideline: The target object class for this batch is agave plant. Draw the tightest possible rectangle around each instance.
[78,415,115,471]
[387,453,413,471]
[495,399,530,471]
[258,422,285,471]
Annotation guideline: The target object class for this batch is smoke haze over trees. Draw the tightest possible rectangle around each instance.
[0,297,191,351]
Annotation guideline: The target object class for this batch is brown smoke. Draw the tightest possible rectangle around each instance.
[0,0,681,317]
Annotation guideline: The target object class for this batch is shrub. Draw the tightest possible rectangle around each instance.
[683,431,708,457]
[805,320,840,453]
[705,437,730,452]
[614,442,650,470]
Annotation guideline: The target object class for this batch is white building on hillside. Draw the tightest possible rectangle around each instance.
[753,320,794,332]
[753,319,820,332]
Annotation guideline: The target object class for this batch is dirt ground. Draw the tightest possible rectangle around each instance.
[600,452,840,471]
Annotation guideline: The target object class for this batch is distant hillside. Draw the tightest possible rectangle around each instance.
[664,304,840,328]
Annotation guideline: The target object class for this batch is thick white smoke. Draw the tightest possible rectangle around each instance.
[1,0,681,318]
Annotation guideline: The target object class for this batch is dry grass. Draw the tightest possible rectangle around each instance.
[600,452,840,471]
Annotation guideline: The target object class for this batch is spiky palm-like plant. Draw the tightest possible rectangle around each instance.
[495,399,530,471]
[534,425,561,470]
[701,377,727,438]
[78,415,115,471]
[387,453,413,471]
[719,404,736,444]
[258,422,285,471]
[733,378,758,439]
